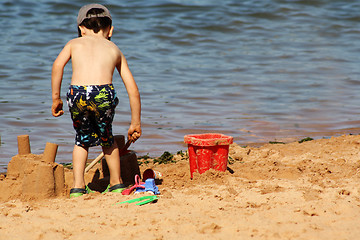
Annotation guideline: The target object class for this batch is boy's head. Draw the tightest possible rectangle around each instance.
[77,4,112,38]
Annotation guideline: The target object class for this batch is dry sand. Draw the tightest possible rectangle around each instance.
[1,134,360,240]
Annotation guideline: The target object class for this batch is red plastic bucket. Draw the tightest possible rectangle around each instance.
[184,133,233,178]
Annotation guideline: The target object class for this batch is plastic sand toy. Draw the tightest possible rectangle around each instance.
[184,133,233,178]
[116,195,158,206]
[135,178,160,195]
[122,175,145,195]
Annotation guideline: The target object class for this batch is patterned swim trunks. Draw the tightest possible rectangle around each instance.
[66,84,119,148]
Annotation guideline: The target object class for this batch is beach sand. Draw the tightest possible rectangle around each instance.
[0,134,360,240]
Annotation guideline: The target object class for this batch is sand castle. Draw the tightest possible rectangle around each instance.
[0,135,140,201]
[0,135,64,200]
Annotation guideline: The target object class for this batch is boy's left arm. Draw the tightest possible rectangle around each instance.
[116,51,142,142]
[51,42,71,117]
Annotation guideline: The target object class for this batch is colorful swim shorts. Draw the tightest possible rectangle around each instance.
[66,84,119,148]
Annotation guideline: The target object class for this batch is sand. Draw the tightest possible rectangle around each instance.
[1,134,360,240]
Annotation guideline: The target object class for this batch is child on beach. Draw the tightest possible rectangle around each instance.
[51,4,141,198]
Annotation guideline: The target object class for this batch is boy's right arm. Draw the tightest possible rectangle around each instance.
[51,42,71,117]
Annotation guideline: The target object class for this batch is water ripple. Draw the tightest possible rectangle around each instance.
[0,0,360,171]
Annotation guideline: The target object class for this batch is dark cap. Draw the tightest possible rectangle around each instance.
[77,4,112,25]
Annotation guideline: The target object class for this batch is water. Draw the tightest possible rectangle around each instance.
[0,0,359,171]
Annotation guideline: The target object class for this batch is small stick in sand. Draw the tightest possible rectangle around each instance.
[84,140,131,173]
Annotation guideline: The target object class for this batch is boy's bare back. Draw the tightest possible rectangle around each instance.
[64,35,121,86]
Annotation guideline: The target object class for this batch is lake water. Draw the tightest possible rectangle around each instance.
[0,0,359,171]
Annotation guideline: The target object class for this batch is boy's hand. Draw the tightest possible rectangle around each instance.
[52,99,64,117]
[128,124,141,143]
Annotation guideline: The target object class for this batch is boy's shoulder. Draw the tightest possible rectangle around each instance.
[67,37,119,50]
[63,37,83,49]
[66,37,121,56]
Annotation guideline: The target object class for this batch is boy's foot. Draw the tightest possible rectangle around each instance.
[69,185,94,198]
[102,183,126,194]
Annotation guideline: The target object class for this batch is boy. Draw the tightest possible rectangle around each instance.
[51,4,141,198]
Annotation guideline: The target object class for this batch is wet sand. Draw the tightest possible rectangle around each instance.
[0,134,360,239]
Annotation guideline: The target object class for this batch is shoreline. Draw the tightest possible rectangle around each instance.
[1,125,360,174]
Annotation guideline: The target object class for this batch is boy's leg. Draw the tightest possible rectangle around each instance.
[102,141,122,187]
[72,145,89,188]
